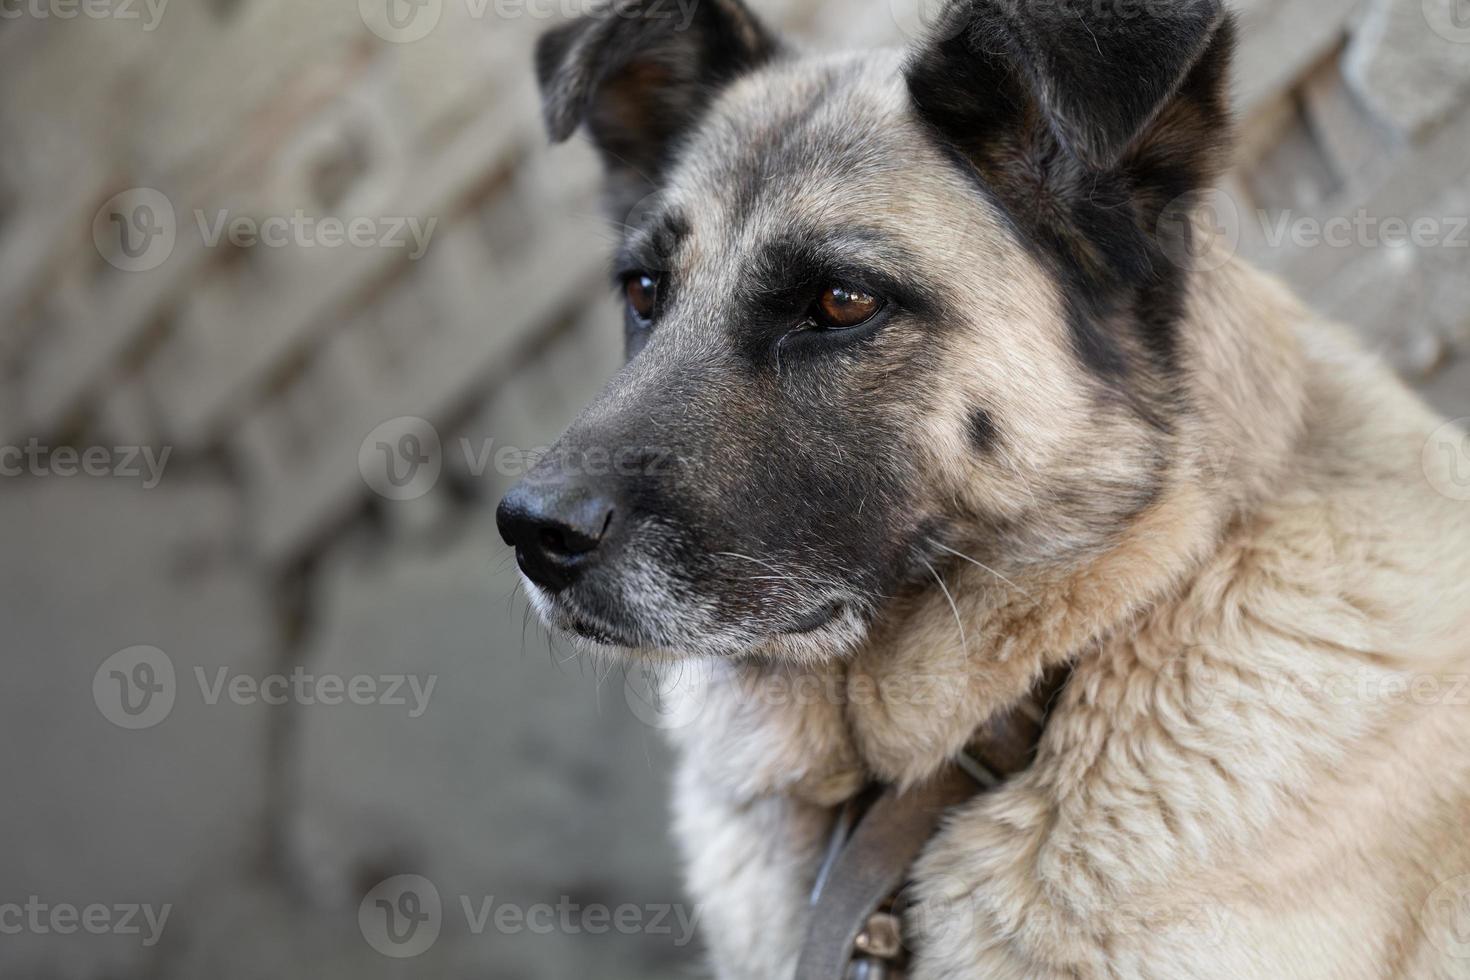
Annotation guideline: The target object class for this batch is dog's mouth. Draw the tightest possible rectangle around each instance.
[566,599,848,649]
[561,620,637,652]
[524,572,856,656]
[787,601,846,635]
[534,589,646,650]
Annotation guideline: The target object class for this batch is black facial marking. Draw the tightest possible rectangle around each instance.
[612,207,690,281]
[743,231,934,312]
[728,227,949,365]
[611,207,690,357]
[967,407,998,454]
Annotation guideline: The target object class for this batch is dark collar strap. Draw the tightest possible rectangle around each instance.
[795,665,1072,980]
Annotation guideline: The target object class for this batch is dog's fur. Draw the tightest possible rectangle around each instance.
[517,1,1470,976]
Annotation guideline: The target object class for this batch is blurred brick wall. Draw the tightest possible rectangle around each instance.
[0,1,1466,978]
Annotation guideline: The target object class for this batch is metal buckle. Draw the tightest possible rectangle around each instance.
[847,910,904,978]
[807,759,995,978]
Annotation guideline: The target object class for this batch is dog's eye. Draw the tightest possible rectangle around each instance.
[625,273,659,323]
[813,285,882,330]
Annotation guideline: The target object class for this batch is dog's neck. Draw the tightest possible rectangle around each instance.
[843,257,1312,787]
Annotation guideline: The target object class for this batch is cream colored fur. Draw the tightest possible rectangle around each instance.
[666,254,1470,978]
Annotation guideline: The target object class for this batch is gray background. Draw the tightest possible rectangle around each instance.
[1,0,1468,977]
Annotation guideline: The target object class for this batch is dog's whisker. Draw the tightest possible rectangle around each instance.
[929,539,1033,600]
[517,584,534,660]
[921,555,968,658]
[716,551,885,601]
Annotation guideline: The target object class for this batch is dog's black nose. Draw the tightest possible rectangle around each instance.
[496,482,615,592]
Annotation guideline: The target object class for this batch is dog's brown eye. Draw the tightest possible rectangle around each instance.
[814,285,881,330]
[625,274,658,322]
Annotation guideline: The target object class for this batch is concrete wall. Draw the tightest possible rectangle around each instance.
[0,0,1466,977]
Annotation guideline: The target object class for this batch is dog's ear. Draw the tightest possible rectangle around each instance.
[907,0,1231,173]
[906,0,1236,382]
[536,0,780,204]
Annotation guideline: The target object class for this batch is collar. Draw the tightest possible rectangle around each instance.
[795,662,1073,980]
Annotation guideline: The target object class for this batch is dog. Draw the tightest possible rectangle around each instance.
[497,0,1470,975]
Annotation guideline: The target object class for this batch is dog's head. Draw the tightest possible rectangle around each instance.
[498,0,1236,659]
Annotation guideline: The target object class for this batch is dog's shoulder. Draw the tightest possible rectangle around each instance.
[905,326,1470,976]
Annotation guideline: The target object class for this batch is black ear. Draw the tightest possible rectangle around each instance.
[535,0,780,205]
[906,0,1236,383]
[976,0,1225,170]
[911,0,1229,172]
